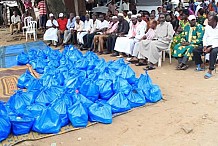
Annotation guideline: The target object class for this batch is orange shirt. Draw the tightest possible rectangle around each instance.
[57,18,68,31]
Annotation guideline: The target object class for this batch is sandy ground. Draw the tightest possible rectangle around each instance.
[1,28,218,146]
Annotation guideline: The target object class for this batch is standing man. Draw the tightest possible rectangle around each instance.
[10,11,21,35]
[63,13,75,45]
[57,13,68,44]
[38,0,47,31]
[193,15,218,79]
[106,13,129,56]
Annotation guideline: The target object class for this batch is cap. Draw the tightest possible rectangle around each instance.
[112,16,118,19]
[127,11,132,15]
[59,13,64,17]
[131,15,137,19]
[75,16,80,19]
[188,15,196,21]
[49,13,54,17]
[118,13,124,17]
[136,14,142,17]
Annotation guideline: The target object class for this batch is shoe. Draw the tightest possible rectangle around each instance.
[110,52,119,57]
[116,55,124,58]
[126,57,132,61]
[103,51,111,54]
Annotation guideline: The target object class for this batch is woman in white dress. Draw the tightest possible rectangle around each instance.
[43,13,59,47]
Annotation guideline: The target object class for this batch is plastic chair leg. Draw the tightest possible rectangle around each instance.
[163,51,166,62]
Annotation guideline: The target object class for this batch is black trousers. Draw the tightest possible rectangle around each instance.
[107,35,118,52]
[83,33,96,48]
[193,46,218,70]
[71,32,77,45]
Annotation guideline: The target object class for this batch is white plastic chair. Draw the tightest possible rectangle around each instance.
[22,16,33,36]
[158,41,172,67]
[26,21,37,42]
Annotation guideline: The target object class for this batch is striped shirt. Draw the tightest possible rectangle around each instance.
[38,1,47,15]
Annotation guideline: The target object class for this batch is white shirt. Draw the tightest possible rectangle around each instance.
[203,24,218,48]
[74,20,84,31]
[84,19,93,31]
[11,15,21,24]
[122,2,129,11]
[97,20,109,30]
[135,21,147,40]
[46,19,59,27]
[90,19,100,33]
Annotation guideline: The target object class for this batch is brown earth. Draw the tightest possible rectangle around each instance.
[1,28,218,146]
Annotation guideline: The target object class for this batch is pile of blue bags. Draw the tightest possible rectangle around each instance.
[0,45,162,142]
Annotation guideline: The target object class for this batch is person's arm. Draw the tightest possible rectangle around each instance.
[78,21,84,32]
[203,25,208,47]
[66,19,70,30]
[191,25,205,45]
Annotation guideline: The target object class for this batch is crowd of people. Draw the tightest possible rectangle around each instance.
[7,0,218,79]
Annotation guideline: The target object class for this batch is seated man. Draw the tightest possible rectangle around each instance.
[83,14,109,50]
[128,20,157,62]
[131,13,174,70]
[63,13,75,45]
[93,16,119,54]
[57,13,68,44]
[193,15,218,79]
[72,16,84,45]
[10,11,21,35]
[106,13,129,56]
[173,15,204,70]
[114,15,149,58]
[43,13,59,47]
[77,14,93,46]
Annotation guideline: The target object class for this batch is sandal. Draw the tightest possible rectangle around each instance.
[143,66,156,70]
[135,61,147,66]
[180,65,189,70]
[176,64,183,70]
[195,67,204,72]
[128,58,138,63]
[204,73,212,79]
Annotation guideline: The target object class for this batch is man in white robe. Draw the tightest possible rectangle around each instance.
[77,14,93,45]
[114,15,146,58]
[132,13,174,70]
[43,13,59,47]
[72,16,84,44]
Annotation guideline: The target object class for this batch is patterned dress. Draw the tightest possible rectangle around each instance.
[171,20,190,53]
[172,23,204,61]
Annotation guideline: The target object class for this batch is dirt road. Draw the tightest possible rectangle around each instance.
[1,28,218,146]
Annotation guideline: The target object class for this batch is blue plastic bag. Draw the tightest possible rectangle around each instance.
[65,76,83,90]
[71,93,93,109]
[21,90,39,105]
[88,102,112,124]
[109,58,126,72]
[51,99,69,127]
[27,79,43,91]
[146,85,162,103]
[17,70,35,89]
[0,102,8,116]
[10,114,34,135]
[127,88,146,108]
[36,50,47,59]
[27,49,37,61]
[107,92,131,113]
[98,67,116,81]
[0,116,11,142]
[62,94,73,108]
[27,103,46,118]
[7,90,26,110]
[34,87,59,105]
[68,102,88,128]
[79,79,99,102]
[96,79,114,100]
[32,108,61,134]
[117,65,136,84]
[75,58,89,70]
[48,59,60,68]
[137,72,152,98]
[113,76,132,95]
[29,59,47,74]
[17,52,29,65]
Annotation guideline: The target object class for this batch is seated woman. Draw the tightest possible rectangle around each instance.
[128,20,158,64]
[43,13,59,47]
[173,15,204,70]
